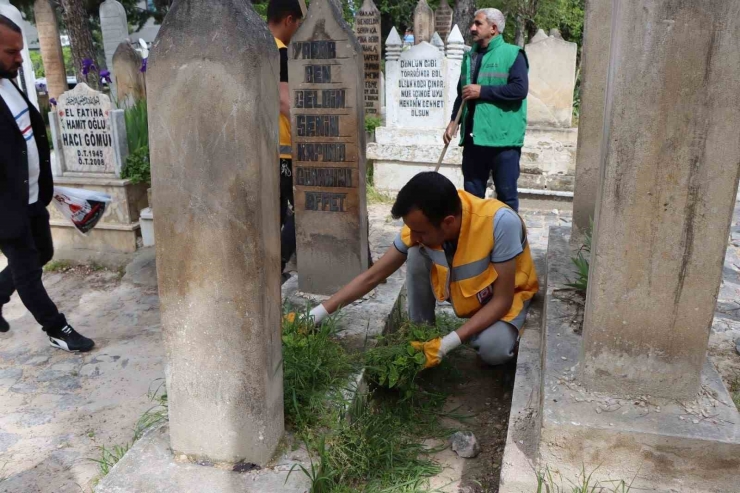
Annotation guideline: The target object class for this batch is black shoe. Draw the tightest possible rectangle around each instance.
[47,324,95,353]
[0,306,8,333]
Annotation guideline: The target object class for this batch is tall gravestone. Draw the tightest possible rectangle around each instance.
[34,0,67,101]
[434,0,453,45]
[354,0,381,116]
[112,41,146,107]
[525,29,578,128]
[413,0,434,45]
[148,0,284,465]
[572,0,611,242]
[290,0,369,295]
[99,0,129,73]
[581,0,740,399]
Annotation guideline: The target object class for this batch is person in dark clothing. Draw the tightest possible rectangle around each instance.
[0,15,93,352]
[444,8,529,211]
[268,0,303,280]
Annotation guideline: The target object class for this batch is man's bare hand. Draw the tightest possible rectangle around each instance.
[462,84,482,100]
[443,120,458,145]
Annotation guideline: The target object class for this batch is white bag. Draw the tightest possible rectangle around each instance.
[52,186,112,236]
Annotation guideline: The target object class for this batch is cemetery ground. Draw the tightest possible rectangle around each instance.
[0,198,739,493]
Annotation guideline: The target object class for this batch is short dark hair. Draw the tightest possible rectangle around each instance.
[391,172,462,227]
[0,15,22,34]
[267,0,303,23]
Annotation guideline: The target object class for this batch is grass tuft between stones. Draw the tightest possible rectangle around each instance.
[283,306,461,492]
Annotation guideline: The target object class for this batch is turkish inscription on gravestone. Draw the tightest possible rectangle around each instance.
[57,83,116,174]
[354,0,381,115]
[292,39,356,213]
[397,43,445,126]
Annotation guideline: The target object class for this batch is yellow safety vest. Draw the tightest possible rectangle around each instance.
[275,37,292,159]
[399,191,539,328]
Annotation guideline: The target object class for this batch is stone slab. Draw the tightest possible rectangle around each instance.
[525,34,578,128]
[500,226,740,492]
[94,425,311,493]
[368,126,578,193]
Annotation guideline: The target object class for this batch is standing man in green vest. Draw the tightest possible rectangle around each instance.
[444,8,528,211]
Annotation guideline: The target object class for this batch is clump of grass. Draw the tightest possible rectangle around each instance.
[282,306,357,431]
[293,393,447,493]
[729,375,740,411]
[367,185,394,205]
[89,381,169,480]
[89,444,131,477]
[134,380,169,441]
[567,221,593,292]
[536,465,635,493]
[43,260,72,273]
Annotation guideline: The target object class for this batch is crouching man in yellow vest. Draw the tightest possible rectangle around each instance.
[304,172,539,368]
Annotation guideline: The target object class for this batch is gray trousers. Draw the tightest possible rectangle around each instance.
[407,246,519,366]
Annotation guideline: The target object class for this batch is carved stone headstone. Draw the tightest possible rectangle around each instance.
[112,41,146,107]
[147,0,284,465]
[525,31,578,127]
[434,0,453,45]
[99,0,129,73]
[354,0,381,116]
[55,83,124,175]
[34,0,67,101]
[413,0,434,45]
[430,32,444,54]
[394,42,445,128]
[289,0,369,295]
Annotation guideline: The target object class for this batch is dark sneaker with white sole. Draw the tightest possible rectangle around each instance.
[0,307,9,333]
[47,324,95,353]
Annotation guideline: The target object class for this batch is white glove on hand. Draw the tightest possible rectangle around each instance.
[309,304,329,326]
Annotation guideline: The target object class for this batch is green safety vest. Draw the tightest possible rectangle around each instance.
[459,35,527,147]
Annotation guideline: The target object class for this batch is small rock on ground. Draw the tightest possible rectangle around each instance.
[450,431,480,459]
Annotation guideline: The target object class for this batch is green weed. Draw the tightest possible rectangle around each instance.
[364,321,450,398]
[536,465,635,493]
[367,186,394,204]
[282,306,358,431]
[43,260,72,273]
[364,115,382,135]
[729,375,740,410]
[89,444,131,477]
[566,220,592,292]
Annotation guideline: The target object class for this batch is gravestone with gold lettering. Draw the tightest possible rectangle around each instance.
[290,0,369,295]
[354,0,381,116]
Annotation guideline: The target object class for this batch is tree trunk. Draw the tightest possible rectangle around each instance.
[514,14,525,47]
[58,0,99,89]
[452,0,476,46]
[34,0,68,100]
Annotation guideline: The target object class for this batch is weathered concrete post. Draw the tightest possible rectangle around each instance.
[99,0,128,73]
[571,0,611,242]
[112,41,146,107]
[434,0,453,46]
[581,0,740,400]
[354,0,381,116]
[430,32,444,55]
[34,0,67,101]
[413,0,434,45]
[148,0,284,465]
[290,0,369,295]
